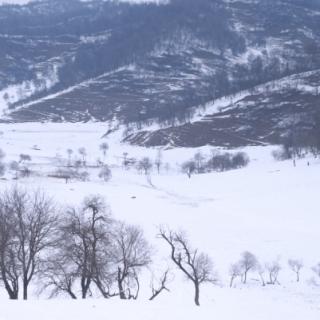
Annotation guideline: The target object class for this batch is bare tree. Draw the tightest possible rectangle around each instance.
[111,222,152,300]
[0,202,20,299]
[194,151,205,173]
[99,143,109,163]
[78,147,87,166]
[159,228,217,306]
[154,150,163,174]
[137,157,153,175]
[19,166,32,178]
[9,161,19,179]
[122,152,129,169]
[61,195,112,299]
[0,187,58,300]
[238,251,258,284]
[265,260,281,285]
[181,160,196,178]
[288,259,303,282]
[257,264,266,286]
[149,269,171,300]
[229,263,241,288]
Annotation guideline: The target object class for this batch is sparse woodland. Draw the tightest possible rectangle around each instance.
[0,142,319,307]
[0,185,319,305]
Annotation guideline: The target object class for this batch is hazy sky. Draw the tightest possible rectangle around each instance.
[0,0,161,4]
[0,0,31,4]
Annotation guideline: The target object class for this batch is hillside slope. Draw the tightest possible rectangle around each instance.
[0,0,320,147]
[124,70,320,147]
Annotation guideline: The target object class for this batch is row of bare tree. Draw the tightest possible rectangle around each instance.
[0,188,319,306]
[0,187,218,305]
[0,188,151,301]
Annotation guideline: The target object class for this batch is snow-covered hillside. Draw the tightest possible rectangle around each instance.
[0,122,319,319]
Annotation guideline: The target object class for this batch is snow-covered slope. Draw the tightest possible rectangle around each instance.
[0,122,320,319]
[124,69,320,147]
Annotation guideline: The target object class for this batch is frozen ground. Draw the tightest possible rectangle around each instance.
[0,122,320,319]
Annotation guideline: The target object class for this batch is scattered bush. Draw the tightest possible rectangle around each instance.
[181,151,249,177]
[181,160,196,178]
[137,157,153,175]
[99,165,112,182]
[272,146,293,161]
[19,153,32,163]
[288,259,303,282]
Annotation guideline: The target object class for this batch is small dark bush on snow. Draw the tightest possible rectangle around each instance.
[207,151,249,172]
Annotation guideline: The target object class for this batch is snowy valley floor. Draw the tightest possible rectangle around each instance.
[0,122,320,319]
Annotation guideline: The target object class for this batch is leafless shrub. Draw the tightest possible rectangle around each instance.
[265,260,281,285]
[19,154,32,163]
[288,259,303,282]
[99,165,112,182]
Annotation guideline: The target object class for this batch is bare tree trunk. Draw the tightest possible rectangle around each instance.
[9,292,18,300]
[229,275,235,288]
[194,281,200,306]
[0,268,19,299]
[23,280,28,300]
[243,271,248,284]
[68,290,77,300]
[3,280,18,299]
[117,268,126,300]
[81,276,90,299]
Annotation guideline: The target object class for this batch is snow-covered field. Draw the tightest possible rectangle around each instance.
[0,122,320,319]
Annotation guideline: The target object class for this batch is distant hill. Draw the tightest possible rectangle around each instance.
[1,0,320,147]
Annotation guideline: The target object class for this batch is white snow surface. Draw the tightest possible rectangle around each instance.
[0,122,319,319]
